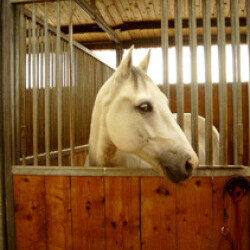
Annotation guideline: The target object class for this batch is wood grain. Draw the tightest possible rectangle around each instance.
[175,177,213,250]
[105,177,141,250]
[45,176,72,250]
[141,177,177,250]
[14,175,46,250]
[71,177,105,250]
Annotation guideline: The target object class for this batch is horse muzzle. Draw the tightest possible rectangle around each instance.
[160,155,199,183]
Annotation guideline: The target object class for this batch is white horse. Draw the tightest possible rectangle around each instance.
[88,47,219,183]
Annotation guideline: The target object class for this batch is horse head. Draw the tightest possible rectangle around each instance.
[89,46,199,183]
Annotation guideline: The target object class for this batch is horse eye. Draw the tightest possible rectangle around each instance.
[137,102,153,112]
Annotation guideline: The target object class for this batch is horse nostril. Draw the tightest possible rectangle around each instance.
[185,159,194,174]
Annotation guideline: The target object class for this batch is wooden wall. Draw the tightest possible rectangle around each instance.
[13,173,250,250]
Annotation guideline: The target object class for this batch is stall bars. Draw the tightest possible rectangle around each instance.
[11,0,250,177]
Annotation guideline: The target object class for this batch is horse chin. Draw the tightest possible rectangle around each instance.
[160,165,192,183]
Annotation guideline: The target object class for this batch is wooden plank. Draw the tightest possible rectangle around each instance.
[71,177,105,249]
[74,0,121,43]
[45,176,72,249]
[105,177,140,250]
[175,177,213,250]
[13,175,46,249]
[141,177,176,249]
[212,177,250,250]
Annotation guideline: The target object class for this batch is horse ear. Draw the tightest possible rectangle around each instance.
[138,49,151,72]
[116,45,134,77]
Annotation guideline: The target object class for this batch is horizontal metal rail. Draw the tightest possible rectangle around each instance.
[20,145,88,163]
[12,165,250,177]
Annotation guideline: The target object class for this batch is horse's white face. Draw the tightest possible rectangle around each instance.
[89,47,199,182]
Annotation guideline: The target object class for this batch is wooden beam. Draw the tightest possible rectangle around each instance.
[74,0,120,43]
[60,17,247,35]
[82,34,247,50]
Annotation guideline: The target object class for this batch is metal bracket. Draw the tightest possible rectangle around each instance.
[224,176,249,198]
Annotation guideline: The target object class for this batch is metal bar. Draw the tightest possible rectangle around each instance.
[235,0,243,165]
[203,0,213,165]
[56,0,62,166]
[116,44,123,67]
[32,4,38,165]
[12,165,250,177]
[175,0,184,129]
[19,5,27,165]
[231,0,243,165]
[1,0,16,248]
[161,0,169,98]
[13,6,20,165]
[44,2,50,166]
[217,0,228,165]
[20,144,88,164]
[74,0,121,43]
[231,0,238,165]
[247,0,250,166]
[189,0,198,155]
[69,0,75,165]
[23,8,114,70]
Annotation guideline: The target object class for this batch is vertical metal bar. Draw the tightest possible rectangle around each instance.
[14,6,20,165]
[231,0,238,165]
[235,1,243,165]
[231,0,243,165]
[189,0,199,156]
[161,0,169,98]
[116,44,123,67]
[56,0,62,166]
[44,2,50,166]
[32,4,38,165]
[69,0,75,165]
[203,0,213,165]
[247,0,250,166]
[19,5,26,165]
[217,0,228,165]
[1,0,16,248]
[175,0,184,129]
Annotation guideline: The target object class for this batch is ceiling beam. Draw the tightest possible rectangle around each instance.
[61,17,247,34]
[81,34,247,50]
[74,0,120,43]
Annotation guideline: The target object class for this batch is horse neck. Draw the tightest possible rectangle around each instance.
[89,78,119,166]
